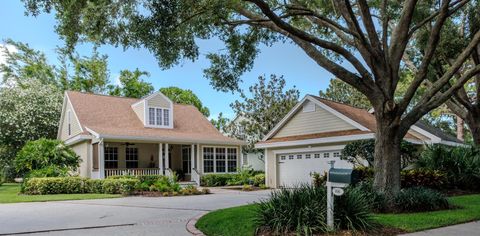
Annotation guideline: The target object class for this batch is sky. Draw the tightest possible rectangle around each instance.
[0,1,334,119]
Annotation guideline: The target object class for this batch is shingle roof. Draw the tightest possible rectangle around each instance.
[66,91,245,145]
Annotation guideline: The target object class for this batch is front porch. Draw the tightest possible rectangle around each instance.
[93,142,201,184]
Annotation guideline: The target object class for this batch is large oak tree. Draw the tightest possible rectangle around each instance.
[23,0,480,199]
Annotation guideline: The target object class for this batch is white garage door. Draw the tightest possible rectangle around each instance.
[277,150,353,188]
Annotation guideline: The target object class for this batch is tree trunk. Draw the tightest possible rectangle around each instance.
[456,116,464,141]
[465,111,480,145]
[373,113,402,205]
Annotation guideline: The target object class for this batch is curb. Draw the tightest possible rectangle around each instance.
[186,212,209,236]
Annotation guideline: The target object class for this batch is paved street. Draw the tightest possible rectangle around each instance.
[401,221,480,236]
[1,189,271,236]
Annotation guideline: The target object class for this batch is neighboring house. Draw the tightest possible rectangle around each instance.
[255,95,463,188]
[58,91,245,185]
[226,115,265,171]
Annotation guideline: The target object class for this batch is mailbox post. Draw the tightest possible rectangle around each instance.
[326,161,359,230]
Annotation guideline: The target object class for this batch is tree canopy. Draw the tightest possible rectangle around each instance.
[319,78,371,109]
[108,69,154,98]
[159,86,210,117]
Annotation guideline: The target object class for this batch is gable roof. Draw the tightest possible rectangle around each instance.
[257,95,462,147]
[65,91,245,145]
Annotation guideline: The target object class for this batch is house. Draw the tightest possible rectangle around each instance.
[58,91,245,185]
[255,95,463,188]
[226,115,265,171]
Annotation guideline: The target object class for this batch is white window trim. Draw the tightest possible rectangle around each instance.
[145,106,172,128]
[202,146,238,174]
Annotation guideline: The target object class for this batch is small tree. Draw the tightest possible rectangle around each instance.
[14,138,80,177]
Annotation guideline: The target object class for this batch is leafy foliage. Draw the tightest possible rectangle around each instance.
[417,144,480,190]
[108,69,154,98]
[26,165,70,178]
[159,86,210,117]
[401,169,447,189]
[319,78,371,109]
[14,138,80,177]
[342,139,419,168]
[255,185,377,234]
[393,187,451,213]
[22,177,139,195]
[229,75,299,150]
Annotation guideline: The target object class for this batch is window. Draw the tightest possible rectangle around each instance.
[125,147,138,168]
[280,155,286,160]
[314,153,320,158]
[203,147,214,173]
[156,109,162,126]
[148,108,156,125]
[227,148,237,172]
[148,107,170,127]
[104,147,118,169]
[289,155,294,160]
[215,148,226,172]
[305,154,311,159]
[67,110,71,136]
[323,152,330,158]
[333,152,341,158]
[203,147,237,173]
[297,154,302,159]
[163,109,170,126]
[182,147,191,174]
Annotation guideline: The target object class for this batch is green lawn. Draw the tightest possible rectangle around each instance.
[196,194,480,236]
[0,183,120,203]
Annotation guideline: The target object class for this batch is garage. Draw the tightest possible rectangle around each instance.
[277,149,352,188]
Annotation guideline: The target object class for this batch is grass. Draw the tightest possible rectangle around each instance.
[374,194,480,232]
[0,183,120,204]
[196,204,259,236]
[196,194,480,236]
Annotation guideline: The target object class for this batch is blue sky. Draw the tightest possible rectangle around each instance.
[0,1,334,119]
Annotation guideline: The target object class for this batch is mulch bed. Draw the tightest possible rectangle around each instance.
[256,227,405,236]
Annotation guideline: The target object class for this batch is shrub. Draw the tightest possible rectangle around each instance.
[355,166,374,181]
[255,185,376,235]
[354,181,386,213]
[14,139,81,177]
[242,184,253,191]
[23,177,85,195]
[252,173,265,186]
[259,184,268,189]
[26,166,70,178]
[201,174,236,186]
[101,178,139,195]
[417,144,480,190]
[311,172,327,187]
[393,187,451,213]
[202,188,211,194]
[84,179,104,193]
[401,169,447,189]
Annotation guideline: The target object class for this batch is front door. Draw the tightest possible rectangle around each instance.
[182,146,191,180]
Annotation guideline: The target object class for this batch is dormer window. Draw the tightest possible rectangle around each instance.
[148,107,170,127]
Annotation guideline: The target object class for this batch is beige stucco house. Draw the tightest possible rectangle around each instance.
[255,95,463,188]
[58,91,245,185]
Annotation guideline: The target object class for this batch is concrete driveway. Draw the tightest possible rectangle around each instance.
[1,189,271,236]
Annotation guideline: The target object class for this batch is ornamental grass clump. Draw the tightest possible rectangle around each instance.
[255,185,377,235]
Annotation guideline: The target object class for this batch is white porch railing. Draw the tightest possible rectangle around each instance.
[105,168,162,178]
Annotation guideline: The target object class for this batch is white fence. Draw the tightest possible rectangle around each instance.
[105,168,162,178]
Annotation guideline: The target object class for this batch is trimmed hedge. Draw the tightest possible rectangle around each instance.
[201,173,266,187]
[22,177,139,195]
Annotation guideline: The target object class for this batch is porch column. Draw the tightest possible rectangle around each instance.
[158,143,163,175]
[165,143,169,170]
[190,144,195,174]
[99,139,105,179]
[196,144,201,173]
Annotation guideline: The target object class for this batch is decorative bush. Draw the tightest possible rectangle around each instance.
[242,184,253,191]
[201,174,237,186]
[255,185,377,235]
[393,187,451,213]
[311,172,327,187]
[354,181,386,213]
[26,165,71,178]
[252,173,265,186]
[22,177,139,195]
[417,144,480,190]
[401,169,447,189]
[14,139,81,177]
[355,166,374,181]
[23,177,85,195]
